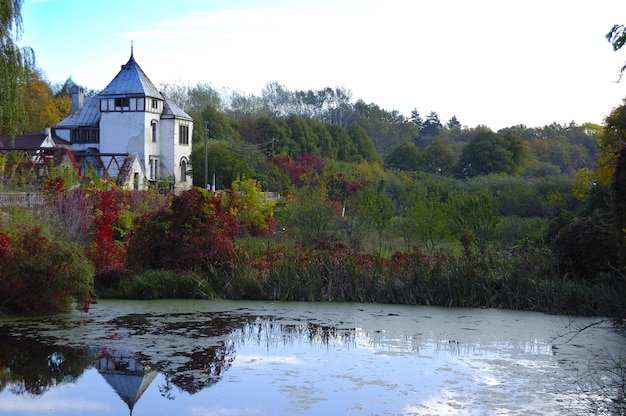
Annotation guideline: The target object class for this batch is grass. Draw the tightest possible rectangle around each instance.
[95,226,626,317]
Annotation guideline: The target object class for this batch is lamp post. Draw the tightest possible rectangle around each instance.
[203,121,209,190]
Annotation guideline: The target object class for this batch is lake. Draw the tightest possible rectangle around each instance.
[0,300,623,415]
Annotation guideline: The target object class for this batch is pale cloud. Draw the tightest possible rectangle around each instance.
[0,398,109,412]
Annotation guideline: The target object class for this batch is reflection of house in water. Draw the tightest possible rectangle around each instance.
[93,347,158,415]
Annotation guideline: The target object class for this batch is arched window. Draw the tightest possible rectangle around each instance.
[151,120,157,142]
[180,158,188,182]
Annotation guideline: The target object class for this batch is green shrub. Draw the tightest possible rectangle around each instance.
[495,216,547,245]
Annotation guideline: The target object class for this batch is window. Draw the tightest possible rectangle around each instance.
[151,99,158,110]
[179,125,189,145]
[71,129,99,143]
[133,172,139,190]
[180,158,188,182]
[151,120,157,142]
[114,97,130,108]
[149,157,159,180]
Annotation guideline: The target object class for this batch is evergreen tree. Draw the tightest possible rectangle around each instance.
[420,111,442,137]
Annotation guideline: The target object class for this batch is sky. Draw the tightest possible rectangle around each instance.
[17,0,626,130]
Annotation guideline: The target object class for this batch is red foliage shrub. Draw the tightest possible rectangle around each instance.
[0,226,93,314]
[0,231,10,257]
[86,189,128,275]
[272,154,324,187]
[126,188,237,272]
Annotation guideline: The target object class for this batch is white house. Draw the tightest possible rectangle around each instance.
[55,51,193,192]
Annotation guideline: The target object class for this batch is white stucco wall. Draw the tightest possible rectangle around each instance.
[100,111,147,156]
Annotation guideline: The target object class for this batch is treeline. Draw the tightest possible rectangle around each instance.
[153,82,602,193]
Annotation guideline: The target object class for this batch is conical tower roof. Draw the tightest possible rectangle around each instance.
[94,346,158,415]
[99,51,164,100]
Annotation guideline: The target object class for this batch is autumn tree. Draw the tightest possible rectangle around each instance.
[22,70,70,131]
[223,177,276,236]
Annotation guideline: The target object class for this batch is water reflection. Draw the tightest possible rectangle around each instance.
[0,313,365,412]
[232,319,358,350]
[92,347,157,413]
[0,326,93,396]
[0,302,622,416]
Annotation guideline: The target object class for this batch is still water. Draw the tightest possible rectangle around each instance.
[0,300,623,416]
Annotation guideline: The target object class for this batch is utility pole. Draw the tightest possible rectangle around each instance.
[203,121,209,190]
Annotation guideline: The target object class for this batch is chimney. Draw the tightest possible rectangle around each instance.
[71,84,84,113]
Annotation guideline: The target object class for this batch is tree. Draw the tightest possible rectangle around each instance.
[384,141,422,171]
[449,190,499,256]
[276,186,335,244]
[446,115,461,129]
[199,104,239,141]
[286,114,315,155]
[222,177,276,236]
[607,24,626,80]
[160,82,222,116]
[403,192,450,254]
[342,184,393,253]
[191,139,251,189]
[458,129,527,177]
[354,101,419,156]
[410,108,423,130]
[421,141,455,175]
[309,120,337,159]
[348,123,378,163]
[420,111,442,138]
[22,70,69,132]
[0,0,33,135]
[326,123,357,162]
[599,100,626,185]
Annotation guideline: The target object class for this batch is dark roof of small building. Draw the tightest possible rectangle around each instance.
[99,52,164,100]
[0,131,48,150]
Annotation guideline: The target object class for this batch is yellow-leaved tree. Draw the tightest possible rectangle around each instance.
[22,70,70,132]
[223,177,277,236]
